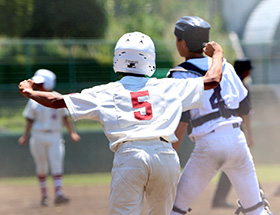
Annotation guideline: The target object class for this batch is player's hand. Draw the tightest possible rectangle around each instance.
[18,79,35,97]
[18,135,28,145]
[203,41,223,58]
[70,132,81,143]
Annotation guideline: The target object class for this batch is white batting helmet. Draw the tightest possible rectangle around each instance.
[32,69,56,91]
[113,32,156,77]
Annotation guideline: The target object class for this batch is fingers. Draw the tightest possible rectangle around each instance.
[203,41,223,57]
[72,133,81,142]
[19,79,34,86]
[18,79,34,91]
[18,79,35,97]
[203,43,214,57]
[18,136,27,145]
[18,80,26,90]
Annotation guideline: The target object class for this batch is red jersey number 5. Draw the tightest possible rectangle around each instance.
[130,91,153,120]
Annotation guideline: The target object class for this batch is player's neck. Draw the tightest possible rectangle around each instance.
[185,52,204,61]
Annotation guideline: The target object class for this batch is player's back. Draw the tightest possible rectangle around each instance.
[97,76,195,148]
[64,75,204,151]
[170,57,248,139]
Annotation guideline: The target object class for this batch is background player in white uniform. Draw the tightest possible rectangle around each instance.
[168,16,273,215]
[18,32,224,215]
[18,69,80,206]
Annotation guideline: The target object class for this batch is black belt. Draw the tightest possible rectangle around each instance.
[159,137,169,143]
[190,109,238,128]
[39,130,56,133]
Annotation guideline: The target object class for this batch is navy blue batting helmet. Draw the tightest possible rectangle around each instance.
[174,16,211,53]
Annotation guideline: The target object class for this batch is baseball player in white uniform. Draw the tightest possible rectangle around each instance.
[168,16,273,215]
[18,69,80,206]
[212,58,255,208]
[18,32,224,215]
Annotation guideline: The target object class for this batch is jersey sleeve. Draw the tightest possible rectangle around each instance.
[176,77,204,112]
[22,99,36,120]
[226,63,248,102]
[53,91,70,117]
[170,70,204,111]
[63,88,99,121]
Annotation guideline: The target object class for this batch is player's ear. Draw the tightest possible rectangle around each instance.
[182,40,188,48]
[177,38,187,48]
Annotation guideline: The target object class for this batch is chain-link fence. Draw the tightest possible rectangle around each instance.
[0,39,176,107]
[0,39,176,133]
[0,39,280,133]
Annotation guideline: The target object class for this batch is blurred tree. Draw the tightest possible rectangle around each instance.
[103,0,168,40]
[0,0,33,37]
[101,0,215,40]
[24,0,107,38]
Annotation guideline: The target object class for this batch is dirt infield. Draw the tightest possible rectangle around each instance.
[1,181,279,215]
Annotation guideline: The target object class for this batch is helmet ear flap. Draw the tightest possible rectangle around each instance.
[113,32,156,77]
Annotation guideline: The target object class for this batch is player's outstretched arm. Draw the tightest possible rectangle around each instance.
[202,41,223,90]
[18,79,66,109]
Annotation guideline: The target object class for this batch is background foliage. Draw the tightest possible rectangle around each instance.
[24,0,107,38]
[0,0,227,41]
[0,0,236,133]
[0,0,33,37]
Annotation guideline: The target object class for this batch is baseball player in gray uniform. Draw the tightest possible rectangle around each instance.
[18,69,80,206]
[18,31,224,215]
[168,16,273,215]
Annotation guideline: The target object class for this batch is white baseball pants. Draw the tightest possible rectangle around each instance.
[171,124,267,215]
[30,131,65,175]
[110,140,181,215]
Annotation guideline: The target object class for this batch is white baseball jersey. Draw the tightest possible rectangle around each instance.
[171,57,248,140]
[23,95,69,132]
[63,76,204,152]
[23,93,69,175]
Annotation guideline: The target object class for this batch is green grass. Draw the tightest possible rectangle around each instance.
[1,164,280,186]
[209,164,280,184]
[0,173,112,186]
[255,164,280,182]
[63,173,112,185]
